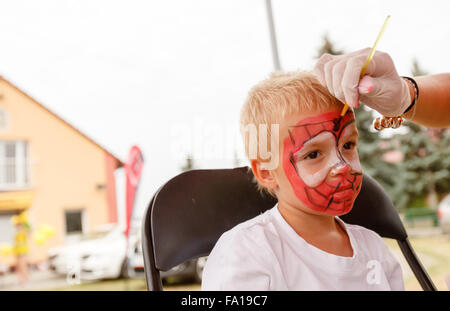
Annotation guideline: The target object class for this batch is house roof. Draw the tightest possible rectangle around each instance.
[0,76,123,168]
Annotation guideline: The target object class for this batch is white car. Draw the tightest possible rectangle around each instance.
[438,194,450,234]
[48,224,128,281]
[126,223,145,278]
[127,228,207,283]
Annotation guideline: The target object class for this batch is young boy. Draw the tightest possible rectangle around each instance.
[201,71,404,291]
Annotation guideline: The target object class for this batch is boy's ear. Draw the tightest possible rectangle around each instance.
[250,159,278,191]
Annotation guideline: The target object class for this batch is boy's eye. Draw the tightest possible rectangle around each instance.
[343,141,356,150]
[304,150,320,160]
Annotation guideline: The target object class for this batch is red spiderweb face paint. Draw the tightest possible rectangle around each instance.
[282,111,363,216]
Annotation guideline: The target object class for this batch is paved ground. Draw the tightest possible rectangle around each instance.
[0,269,69,291]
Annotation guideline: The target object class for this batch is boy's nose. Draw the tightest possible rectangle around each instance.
[329,161,351,177]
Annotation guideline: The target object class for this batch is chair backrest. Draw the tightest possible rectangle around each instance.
[142,166,435,291]
[146,167,277,273]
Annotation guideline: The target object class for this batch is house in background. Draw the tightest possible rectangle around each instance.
[0,76,123,266]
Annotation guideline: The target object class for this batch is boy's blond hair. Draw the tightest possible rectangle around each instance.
[239,70,344,197]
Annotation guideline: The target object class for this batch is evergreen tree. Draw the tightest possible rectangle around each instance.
[391,60,450,210]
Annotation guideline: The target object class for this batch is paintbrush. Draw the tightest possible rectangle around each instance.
[335,15,391,130]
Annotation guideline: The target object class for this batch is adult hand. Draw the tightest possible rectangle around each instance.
[314,48,412,117]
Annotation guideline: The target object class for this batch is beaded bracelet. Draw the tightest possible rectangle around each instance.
[373,76,419,131]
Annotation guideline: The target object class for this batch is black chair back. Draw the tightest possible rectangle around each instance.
[142,166,436,291]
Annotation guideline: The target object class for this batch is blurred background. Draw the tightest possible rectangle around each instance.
[0,0,449,291]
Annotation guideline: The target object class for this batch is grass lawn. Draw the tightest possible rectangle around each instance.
[49,234,450,291]
[384,234,450,291]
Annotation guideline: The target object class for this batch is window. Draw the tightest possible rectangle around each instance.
[0,141,29,189]
[65,210,84,235]
[0,109,8,131]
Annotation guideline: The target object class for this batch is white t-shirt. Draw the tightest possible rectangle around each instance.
[201,205,404,291]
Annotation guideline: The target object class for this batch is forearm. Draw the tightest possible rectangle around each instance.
[403,73,450,128]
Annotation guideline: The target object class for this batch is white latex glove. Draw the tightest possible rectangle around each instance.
[314,48,412,117]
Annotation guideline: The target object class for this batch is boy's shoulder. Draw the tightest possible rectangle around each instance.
[225,207,276,233]
[343,221,384,241]
[215,208,280,250]
[341,220,391,255]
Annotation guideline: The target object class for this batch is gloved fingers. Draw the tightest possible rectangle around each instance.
[324,57,342,97]
[358,75,375,95]
[313,53,334,85]
[363,50,394,77]
[314,48,372,104]
[340,56,367,108]
[358,75,396,116]
[331,60,348,104]
[358,75,383,108]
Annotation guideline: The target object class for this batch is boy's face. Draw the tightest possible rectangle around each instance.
[273,109,362,216]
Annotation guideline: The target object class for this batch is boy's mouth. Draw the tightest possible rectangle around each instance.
[332,187,355,201]
[303,172,362,214]
[332,181,354,193]
[326,174,361,195]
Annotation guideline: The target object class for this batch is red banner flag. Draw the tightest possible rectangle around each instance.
[124,145,144,237]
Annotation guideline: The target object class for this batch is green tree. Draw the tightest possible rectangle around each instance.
[354,106,398,197]
[391,60,450,210]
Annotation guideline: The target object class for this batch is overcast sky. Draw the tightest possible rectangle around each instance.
[1,0,449,219]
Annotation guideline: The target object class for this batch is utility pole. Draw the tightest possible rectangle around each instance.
[265,0,281,71]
